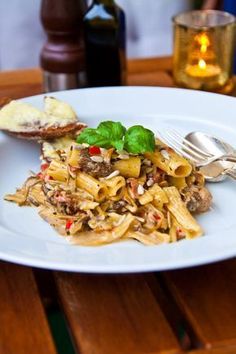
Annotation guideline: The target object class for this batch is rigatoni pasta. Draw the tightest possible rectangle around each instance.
[47,161,68,182]
[164,186,203,238]
[113,156,141,178]
[5,121,212,246]
[145,145,192,177]
[105,176,126,200]
[76,172,107,202]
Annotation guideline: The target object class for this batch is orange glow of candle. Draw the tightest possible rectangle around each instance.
[185,32,221,78]
[198,58,206,69]
[173,10,235,93]
[195,33,210,53]
[186,61,221,78]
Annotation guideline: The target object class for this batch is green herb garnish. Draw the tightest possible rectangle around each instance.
[77,121,126,150]
[77,121,155,154]
[124,125,155,154]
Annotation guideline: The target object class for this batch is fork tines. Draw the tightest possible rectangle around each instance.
[159,129,214,165]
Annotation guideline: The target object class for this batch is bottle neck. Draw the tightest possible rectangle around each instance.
[94,0,116,6]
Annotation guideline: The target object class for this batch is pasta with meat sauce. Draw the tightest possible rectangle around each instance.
[5,134,212,246]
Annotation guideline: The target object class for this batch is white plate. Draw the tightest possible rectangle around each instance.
[0,87,236,273]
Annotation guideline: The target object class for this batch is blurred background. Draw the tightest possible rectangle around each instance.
[0,0,226,71]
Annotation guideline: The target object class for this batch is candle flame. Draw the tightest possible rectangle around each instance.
[200,44,207,53]
[198,59,206,70]
[195,33,210,53]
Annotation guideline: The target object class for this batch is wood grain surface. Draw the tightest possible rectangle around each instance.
[0,262,56,354]
[0,68,43,99]
[164,259,236,350]
[54,273,180,354]
[0,57,174,100]
[189,347,236,354]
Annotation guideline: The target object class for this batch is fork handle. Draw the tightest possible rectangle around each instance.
[197,154,236,167]
[225,169,236,180]
[221,155,236,163]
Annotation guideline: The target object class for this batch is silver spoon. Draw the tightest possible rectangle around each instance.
[185,132,236,182]
[199,161,236,182]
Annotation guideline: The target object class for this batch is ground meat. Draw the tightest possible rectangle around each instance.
[111,200,126,213]
[147,167,166,185]
[79,149,113,178]
[181,186,212,213]
[58,199,80,215]
[43,188,80,215]
[194,171,205,186]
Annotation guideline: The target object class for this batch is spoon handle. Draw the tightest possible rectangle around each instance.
[225,169,236,180]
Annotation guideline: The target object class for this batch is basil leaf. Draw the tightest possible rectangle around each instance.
[124,125,155,154]
[77,122,126,150]
[97,121,126,140]
[77,122,155,154]
[76,128,110,148]
[112,139,124,151]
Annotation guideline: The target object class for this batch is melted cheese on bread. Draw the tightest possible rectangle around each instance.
[0,97,77,132]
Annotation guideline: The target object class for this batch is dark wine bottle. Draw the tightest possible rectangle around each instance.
[83,0,126,87]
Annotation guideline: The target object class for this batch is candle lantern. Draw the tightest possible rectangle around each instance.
[173,10,235,93]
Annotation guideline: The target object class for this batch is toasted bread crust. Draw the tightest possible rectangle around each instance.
[0,97,12,108]
[6,122,86,140]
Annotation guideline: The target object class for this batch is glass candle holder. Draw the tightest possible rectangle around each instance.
[173,10,235,93]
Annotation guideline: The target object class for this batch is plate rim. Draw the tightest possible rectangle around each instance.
[1,86,236,273]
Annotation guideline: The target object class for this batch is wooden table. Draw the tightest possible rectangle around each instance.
[0,57,236,354]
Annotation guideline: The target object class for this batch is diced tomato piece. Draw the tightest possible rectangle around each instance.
[154,214,161,221]
[176,227,185,238]
[37,172,53,181]
[89,146,101,155]
[65,220,73,230]
[37,172,43,179]
[41,163,49,171]
[44,175,53,182]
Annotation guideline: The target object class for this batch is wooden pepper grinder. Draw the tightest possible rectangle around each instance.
[40,0,87,92]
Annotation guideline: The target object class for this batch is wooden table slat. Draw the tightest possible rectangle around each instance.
[0,262,57,354]
[128,56,173,74]
[0,57,174,100]
[55,273,181,354]
[164,259,236,350]
[188,346,236,354]
[0,68,43,99]
[128,70,174,87]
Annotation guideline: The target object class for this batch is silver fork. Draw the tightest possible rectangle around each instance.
[159,130,236,167]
